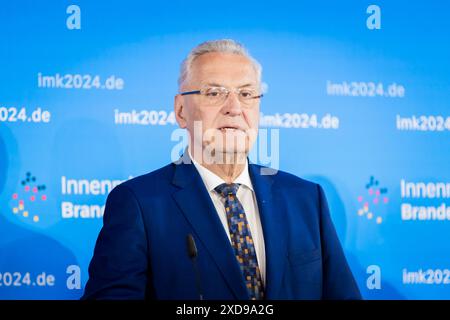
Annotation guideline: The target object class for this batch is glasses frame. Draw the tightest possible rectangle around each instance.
[179,85,263,107]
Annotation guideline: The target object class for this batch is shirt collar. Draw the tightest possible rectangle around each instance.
[188,147,254,192]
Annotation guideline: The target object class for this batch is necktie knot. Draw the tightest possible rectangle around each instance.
[215,183,240,198]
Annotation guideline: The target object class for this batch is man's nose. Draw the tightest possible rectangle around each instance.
[221,91,243,116]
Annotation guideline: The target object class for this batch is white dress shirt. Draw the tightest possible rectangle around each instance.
[188,150,266,286]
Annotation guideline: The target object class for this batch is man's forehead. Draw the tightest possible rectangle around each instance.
[190,52,258,84]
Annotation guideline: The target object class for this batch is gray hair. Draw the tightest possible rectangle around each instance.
[178,39,263,91]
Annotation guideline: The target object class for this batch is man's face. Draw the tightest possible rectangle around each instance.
[175,52,260,161]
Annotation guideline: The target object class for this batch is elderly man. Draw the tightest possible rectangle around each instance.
[82,39,361,300]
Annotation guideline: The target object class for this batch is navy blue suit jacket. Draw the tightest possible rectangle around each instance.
[82,158,361,300]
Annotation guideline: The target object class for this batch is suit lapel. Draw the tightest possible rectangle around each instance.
[249,164,288,299]
[171,159,249,300]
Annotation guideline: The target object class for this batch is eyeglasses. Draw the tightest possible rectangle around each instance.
[179,86,263,107]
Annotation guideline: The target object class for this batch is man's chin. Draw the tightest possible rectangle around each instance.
[200,146,249,165]
[214,141,249,155]
[218,151,248,165]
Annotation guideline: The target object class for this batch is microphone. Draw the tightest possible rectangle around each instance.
[186,233,204,300]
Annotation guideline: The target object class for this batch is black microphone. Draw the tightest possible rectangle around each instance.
[186,233,204,300]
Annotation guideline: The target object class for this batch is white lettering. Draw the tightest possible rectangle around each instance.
[366,5,381,30]
[66,265,81,290]
[66,5,81,30]
[61,202,105,219]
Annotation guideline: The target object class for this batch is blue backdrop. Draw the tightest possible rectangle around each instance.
[1,0,449,299]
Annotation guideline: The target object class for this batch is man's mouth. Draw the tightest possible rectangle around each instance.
[218,126,244,132]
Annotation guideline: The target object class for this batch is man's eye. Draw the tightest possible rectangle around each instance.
[205,90,222,97]
[240,91,255,98]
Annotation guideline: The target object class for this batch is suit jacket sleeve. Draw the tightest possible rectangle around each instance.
[81,184,150,300]
[318,184,362,300]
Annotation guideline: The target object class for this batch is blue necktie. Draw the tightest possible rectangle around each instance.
[215,183,264,300]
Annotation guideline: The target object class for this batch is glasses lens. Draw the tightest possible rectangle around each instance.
[239,88,259,103]
[202,87,227,105]
[200,86,261,106]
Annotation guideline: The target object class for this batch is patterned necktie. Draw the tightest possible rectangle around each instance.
[214,183,264,300]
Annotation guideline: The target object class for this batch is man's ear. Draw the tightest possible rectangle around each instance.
[174,94,187,128]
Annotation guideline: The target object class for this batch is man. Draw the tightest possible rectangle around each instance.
[82,39,361,300]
